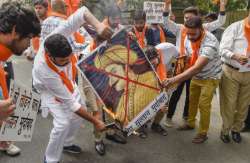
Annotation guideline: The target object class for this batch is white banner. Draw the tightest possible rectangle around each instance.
[0,81,41,142]
[144,1,165,24]
[124,92,168,135]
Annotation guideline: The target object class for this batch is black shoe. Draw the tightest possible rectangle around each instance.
[151,123,168,136]
[137,125,148,139]
[63,145,82,154]
[106,133,127,144]
[138,130,148,139]
[231,131,242,143]
[95,141,105,156]
[220,133,230,143]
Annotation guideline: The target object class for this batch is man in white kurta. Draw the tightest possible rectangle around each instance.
[33,6,112,163]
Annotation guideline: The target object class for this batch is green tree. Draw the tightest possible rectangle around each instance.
[125,0,248,12]
[189,0,247,12]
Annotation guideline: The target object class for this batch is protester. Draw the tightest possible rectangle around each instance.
[102,4,124,31]
[99,5,127,145]
[163,16,221,144]
[35,34,105,163]
[131,10,154,48]
[0,1,41,156]
[163,0,227,128]
[33,4,112,162]
[144,43,179,137]
[204,12,225,41]
[40,0,86,53]
[24,0,49,61]
[219,12,250,144]
[129,9,176,138]
[34,0,49,22]
[81,35,107,155]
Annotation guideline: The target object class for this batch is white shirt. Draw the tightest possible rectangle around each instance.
[33,6,88,113]
[163,13,226,50]
[184,31,222,79]
[219,19,250,69]
[41,15,87,53]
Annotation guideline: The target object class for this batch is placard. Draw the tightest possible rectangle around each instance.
[78,29,168,135]
[144,1,165,24]
[0,81,41,142]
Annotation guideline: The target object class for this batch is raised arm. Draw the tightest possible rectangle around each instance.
[53,6,113,40]
[203,0,227,32]
[162,0,182,36]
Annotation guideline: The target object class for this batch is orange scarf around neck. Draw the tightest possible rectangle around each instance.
[44,53,77,93]
[133,26,148,48]
[190,31,205,66]
[244,17,250,57]
[179,26,188,57]
[157,25,166,43]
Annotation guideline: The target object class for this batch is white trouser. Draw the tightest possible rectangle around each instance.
[45,107,82,163]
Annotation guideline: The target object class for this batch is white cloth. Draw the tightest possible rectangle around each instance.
[155,42,179,70]
[219,19,250,70]
[163,13,226,50]
[41,15,87,53]
[45,108,82,163]
[184,31,222,79]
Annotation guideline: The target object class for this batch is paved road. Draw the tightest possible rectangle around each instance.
[0,56,250,163]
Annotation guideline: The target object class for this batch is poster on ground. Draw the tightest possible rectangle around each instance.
[0,81,41,142]
[78,29,168,135]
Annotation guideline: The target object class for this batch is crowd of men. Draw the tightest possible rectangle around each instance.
[0,0,250,162]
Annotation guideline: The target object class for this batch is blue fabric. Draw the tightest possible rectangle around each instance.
[149,26,175,46]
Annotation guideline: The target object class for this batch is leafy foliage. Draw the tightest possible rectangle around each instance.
[125,0,248,11]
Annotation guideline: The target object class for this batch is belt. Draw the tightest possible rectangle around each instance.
[224,63,239,71]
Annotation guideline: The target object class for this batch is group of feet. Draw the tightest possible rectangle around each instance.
[44,124,250,163]
[165,118,250,144]
[95,123,168,156]
[45,122,168,163]
[220,125,250,144]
